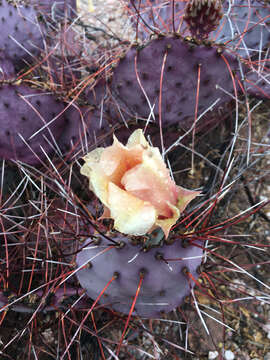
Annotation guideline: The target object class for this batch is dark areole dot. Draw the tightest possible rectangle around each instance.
[182,266,189,276]
[203,78,210,86]
[86,262,92,269]
[159,290,166,296]
[155,252,164,261]
[142,72,149,80]
[139,268,148,278]
[181,238,190,248]
[181,96,187,102]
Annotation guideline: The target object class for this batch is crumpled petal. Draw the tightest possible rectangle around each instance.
[98,136,143,183]
[126,128,149,148]
[156,202,180,238]
[107,182,157,236]
[80,136,144,207]
[81,148,108,206]
[176,186,201,213]
[121,155,178,217]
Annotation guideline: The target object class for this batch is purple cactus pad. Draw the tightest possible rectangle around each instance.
[0,84,66,165]
[76,232,203,318]
[106,36,240,129]
[57,105,106,156]
[0,0,46,67]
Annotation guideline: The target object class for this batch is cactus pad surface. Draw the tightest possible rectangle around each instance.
[77,231,203,318]
[107,36,240,128]
[0,84,66,164]
[0,0,45,67]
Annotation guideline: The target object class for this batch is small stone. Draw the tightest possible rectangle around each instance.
[224,350,235,360]
[208,351,219,359]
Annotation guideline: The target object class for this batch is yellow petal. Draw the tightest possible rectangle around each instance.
[121,148,178,217]
[99,136,143,186]
[126,129,148,148]
[80,148,109,205]
[86,167,109,206]
[156,202,180,238]
[80,147,104,179]
[176,186,201,213]
[107,182,156,236]
[82,148,104,168]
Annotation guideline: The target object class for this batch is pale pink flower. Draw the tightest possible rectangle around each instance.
[80,129,200,237]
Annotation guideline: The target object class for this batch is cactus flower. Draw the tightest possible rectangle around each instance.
[80,129,200,237]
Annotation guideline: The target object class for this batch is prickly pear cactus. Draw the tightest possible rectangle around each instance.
[103,36,240,128]
[0,0,46,67]
[127,0,270,58]
[0,84,66,164]
[76,230,203,318]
